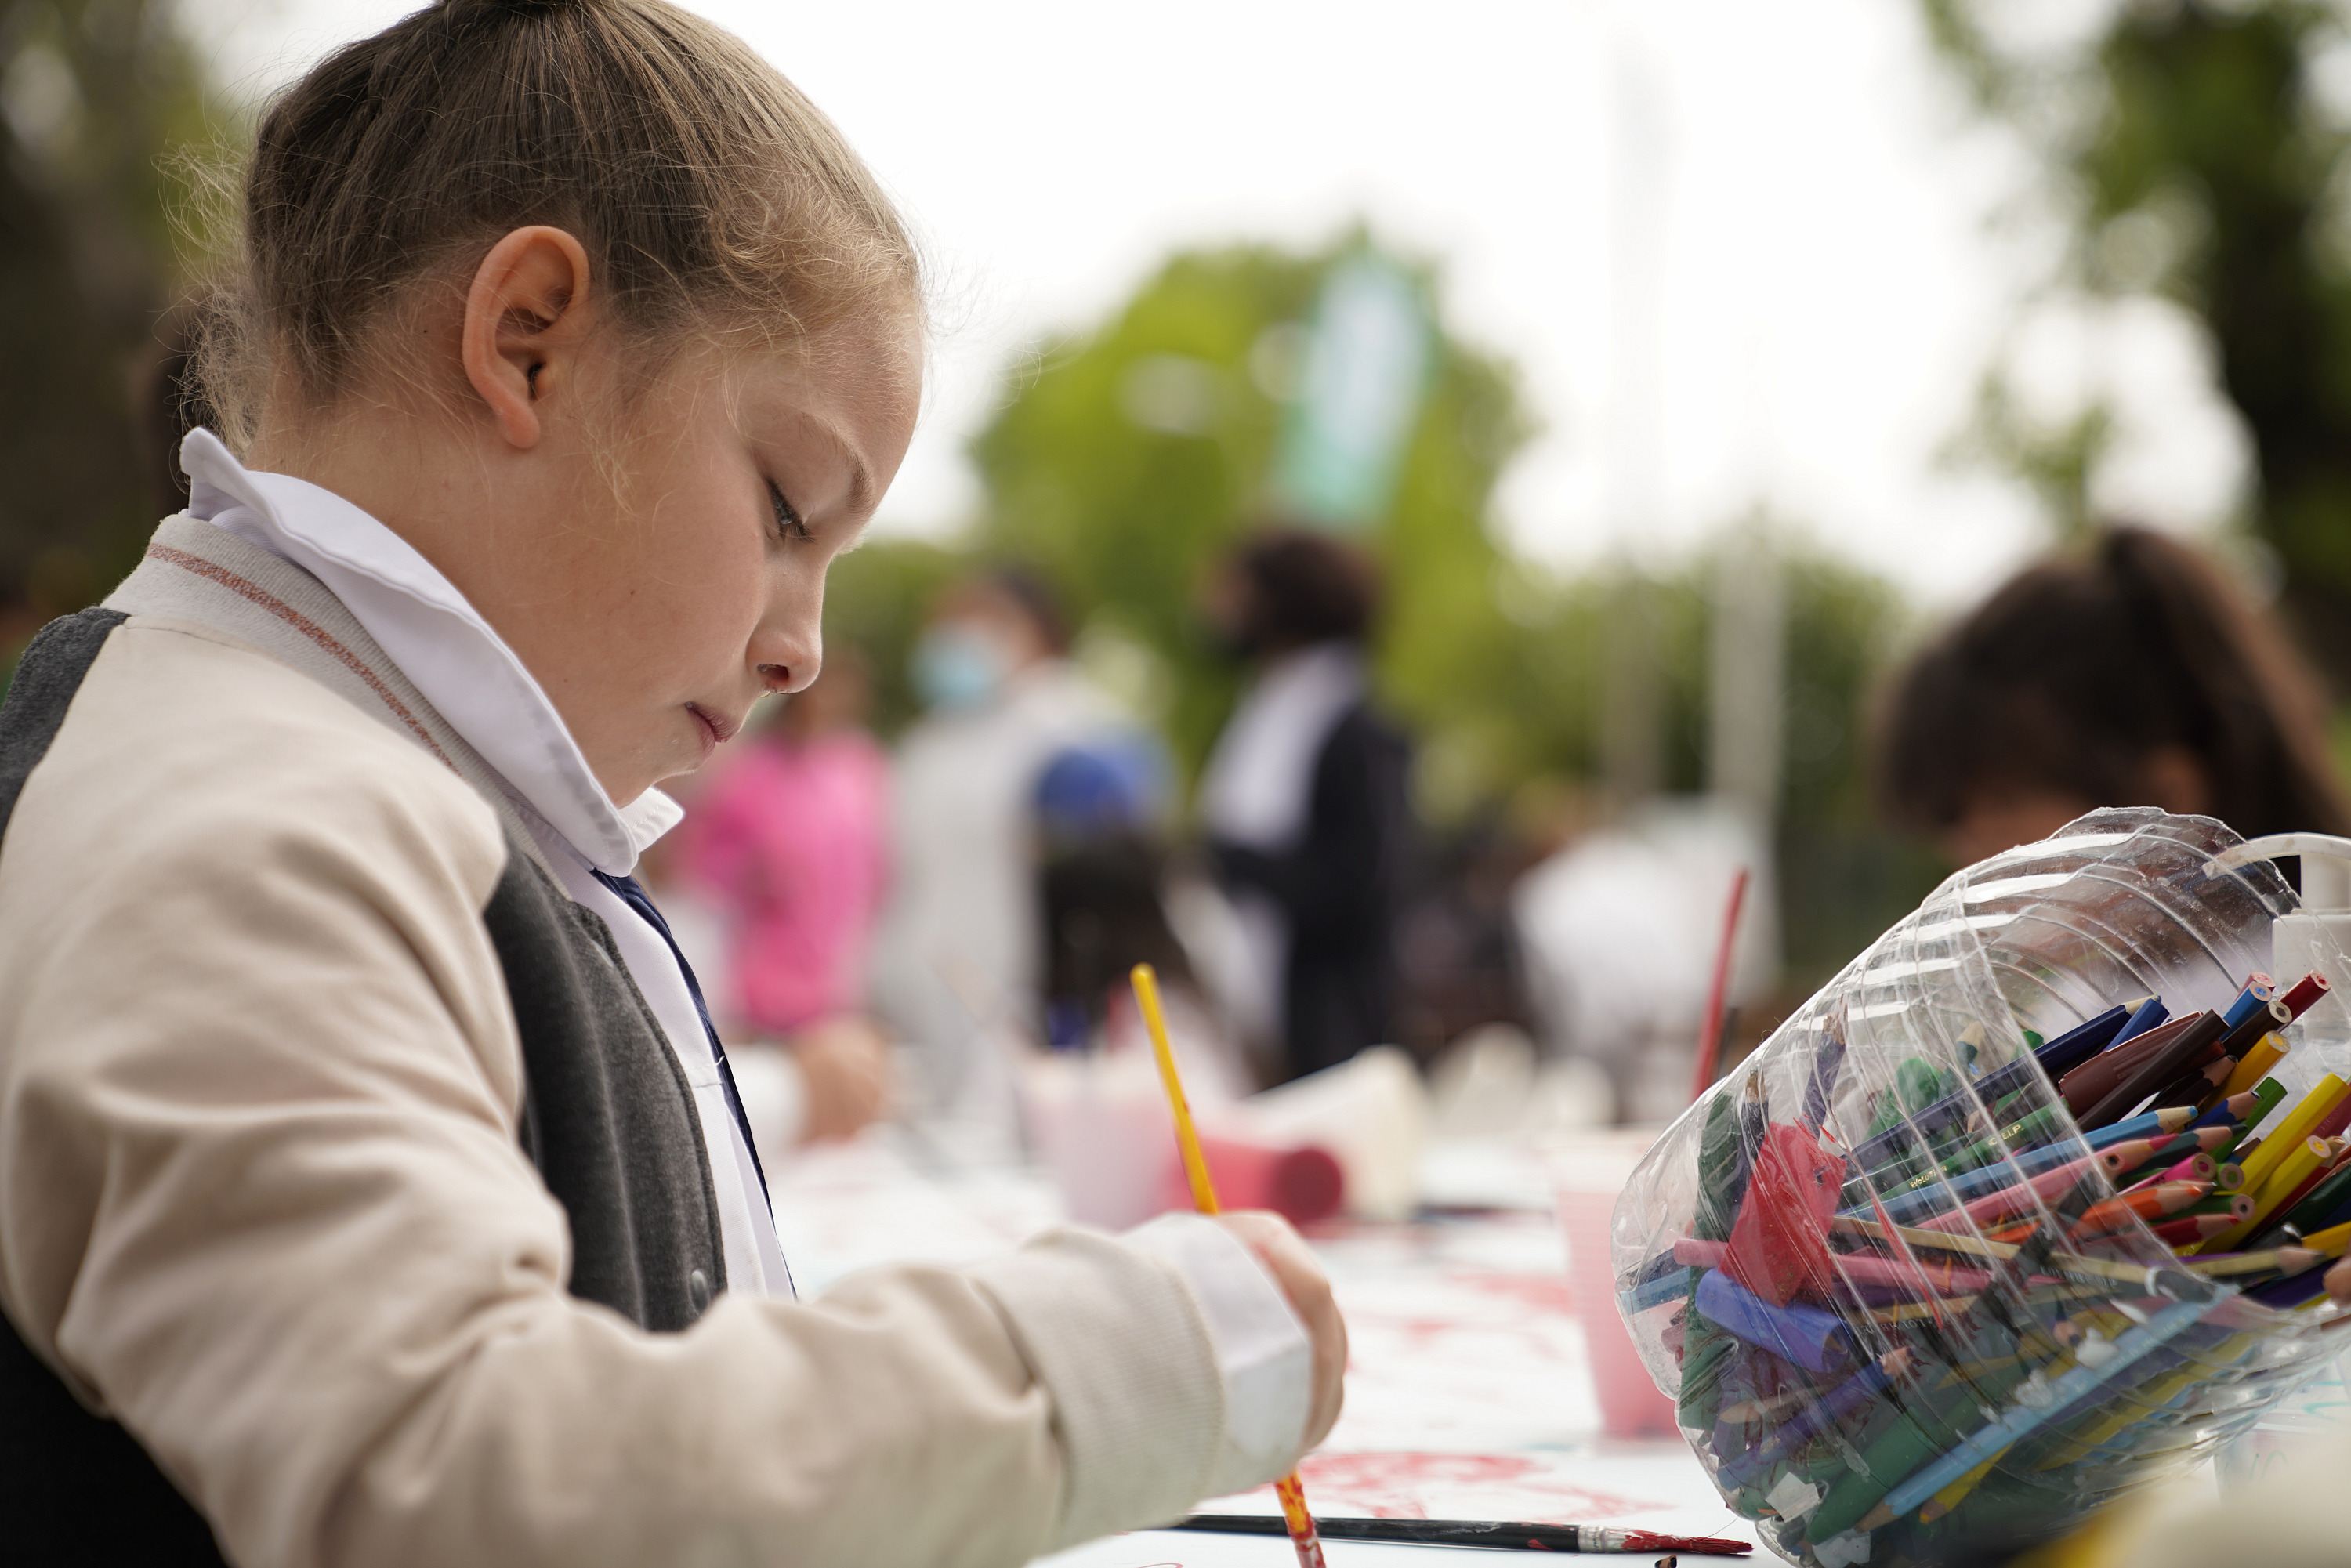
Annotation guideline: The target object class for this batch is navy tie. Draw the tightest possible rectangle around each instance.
[592,870,772,1208]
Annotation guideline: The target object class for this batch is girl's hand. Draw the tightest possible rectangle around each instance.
[1212,1210,1347,1452]
[789,1015,892,1143]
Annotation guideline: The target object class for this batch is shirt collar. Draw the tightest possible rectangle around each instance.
[178,429,680,874]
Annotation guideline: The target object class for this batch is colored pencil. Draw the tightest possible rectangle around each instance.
[2239,1077,2349,1193]
[2282,972,2331,1019]
[2068,1181,2209,1239]
[1131,963,1328,1568]
[2150,1214,2239,1247]
[2221,1040,2287,1102]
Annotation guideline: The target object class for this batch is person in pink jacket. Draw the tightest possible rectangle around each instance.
[676,654,893,1140]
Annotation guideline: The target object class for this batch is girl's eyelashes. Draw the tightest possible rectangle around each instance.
[766,479,813,543]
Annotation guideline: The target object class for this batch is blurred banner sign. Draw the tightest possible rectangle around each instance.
[1271,252,1429,530]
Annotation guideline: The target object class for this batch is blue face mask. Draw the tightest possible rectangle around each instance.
[912,624,1013,712]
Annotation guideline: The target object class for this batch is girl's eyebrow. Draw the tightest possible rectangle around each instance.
[778,409,877,518]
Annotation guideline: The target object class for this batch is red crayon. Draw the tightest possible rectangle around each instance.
[2070,1181,2210,1239]
[2284,972,2331,1020]
[2152,1214,2241,1247]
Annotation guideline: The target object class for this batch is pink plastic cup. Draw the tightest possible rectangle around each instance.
[1557,1187,1681,1438]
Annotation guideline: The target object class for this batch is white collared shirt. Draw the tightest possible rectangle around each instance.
[178,429,793,1298]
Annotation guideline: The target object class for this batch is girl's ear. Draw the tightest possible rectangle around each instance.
[461,226,595,451]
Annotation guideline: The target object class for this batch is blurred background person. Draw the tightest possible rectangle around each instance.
[1876,523,2351,868]
[869,567,1128,1118]
[671,652,893,1149]
[1198,528,1417,1085]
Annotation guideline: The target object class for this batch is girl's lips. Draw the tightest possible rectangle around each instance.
[686,703,739,752]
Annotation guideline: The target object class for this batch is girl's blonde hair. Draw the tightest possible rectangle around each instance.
[201,0,919,447]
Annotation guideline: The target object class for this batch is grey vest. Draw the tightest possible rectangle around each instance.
[0,603,726,1565]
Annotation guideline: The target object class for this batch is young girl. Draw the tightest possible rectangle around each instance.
[0,3,1343,1565]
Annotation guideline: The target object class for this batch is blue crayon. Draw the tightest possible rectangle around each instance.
[1694,1269,1853,1375]
[2031,1004,2134,1080]
[1617,1272,1694,1316]
[2223,978,2277,1030]
[2110,994,2169,1048]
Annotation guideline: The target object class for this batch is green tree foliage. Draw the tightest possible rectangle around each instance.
[833,234,1931,990]
[1924,0,2351,679]
[0,0,223,646]
[963,237,1532,801]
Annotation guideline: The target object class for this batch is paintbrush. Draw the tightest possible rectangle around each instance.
[1174,1515,1754,1555]
[1130,962,1330,1568]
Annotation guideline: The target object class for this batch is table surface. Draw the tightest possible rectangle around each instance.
[769,1128,1760,1567]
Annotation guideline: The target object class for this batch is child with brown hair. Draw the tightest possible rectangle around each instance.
[0,3,1342,1564]
[1876,523,2351,867]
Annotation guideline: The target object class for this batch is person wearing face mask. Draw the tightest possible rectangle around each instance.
[1199,528,1418,1085]
[869,567,1129,1117]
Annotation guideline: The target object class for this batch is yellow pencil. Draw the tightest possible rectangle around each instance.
[2223,1034,2290,1099]
[2236,1074,2348,1194]
[1131,963,1328,1568]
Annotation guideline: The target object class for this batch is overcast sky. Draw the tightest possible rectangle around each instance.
[188,0,2248,607]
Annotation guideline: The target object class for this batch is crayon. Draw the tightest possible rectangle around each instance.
[2254,1150,2351,1237]
[1915,1156,2101,1235]
[2279,1165,2351,1237]
[2080,1012,2230,1130]
[2184,1248,2321,1279]
[2247,1266,2335,1308]
[2059,1013,2204,1116]
[2110,994,2169,1048]
[2069,1182,2209,1239]
[1864,1112,2191,1226]
[1694,1269,1853,1375]
[2103,1127,2230,1179]
[2204,1140,2333,1253]
[2219,1037,2286,1100]
[2149,1055,2236,1114]
[2092,1106,2198,1146]
[2296,1219,2351,1256]
[2239,1077,2348,1193]
[2150,1214,2239,1247]
[1831,1253,1993,1298]
[2241,1077,2290,1138]
[2031,1003,2135,1079]
[2121,1153,2215,1194]
[2219,998,2292,1059]
[2281,972,2330,1019]
[2222,975,2277,1029]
